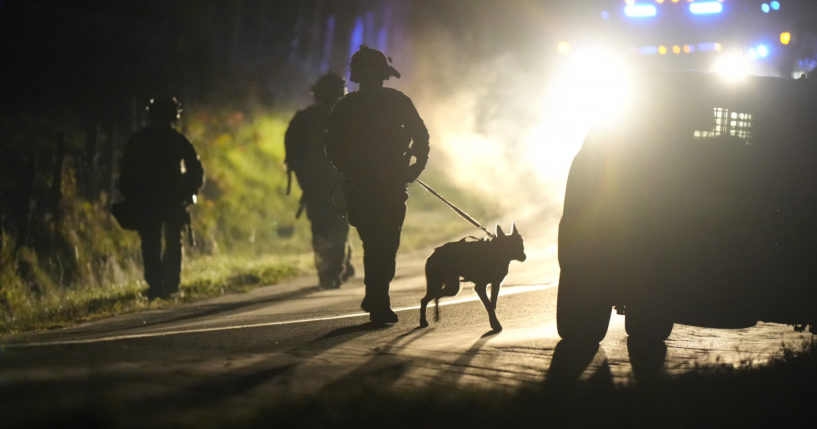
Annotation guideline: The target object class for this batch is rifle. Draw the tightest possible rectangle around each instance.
[187,221,196,246]
[285,167,306,218]
[185,194,197,246]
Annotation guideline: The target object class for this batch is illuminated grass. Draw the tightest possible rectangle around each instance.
[180,252,312,298]
[0,252,313,335]
[0,191,492,336]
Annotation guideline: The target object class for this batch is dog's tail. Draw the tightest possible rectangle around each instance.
[434,297,440,322]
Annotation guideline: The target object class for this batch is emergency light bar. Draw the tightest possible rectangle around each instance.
[689,2,723,15]
[624,4,657,18]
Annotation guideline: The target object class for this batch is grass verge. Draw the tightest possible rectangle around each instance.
[0,188,496,336]
[0,105,500,337]
[0,252,314,335]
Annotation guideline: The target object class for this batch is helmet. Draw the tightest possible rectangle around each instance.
[349,45,401,84]
[311,72,346,103]
[146,96,182,123]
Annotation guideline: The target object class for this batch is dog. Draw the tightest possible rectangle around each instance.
[419,223,526,331]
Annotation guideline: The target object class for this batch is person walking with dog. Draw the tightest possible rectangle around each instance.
[118,96,204,300]
[285,72,355,289]
[326,45,430,324]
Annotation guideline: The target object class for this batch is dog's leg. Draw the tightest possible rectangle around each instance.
[420,295,431,328]
[436,275,459,322]
[440,276,460,297]
[489,280,501,311]
[474,282,499,330]
[488,281,502,331]
[420,267,444,328]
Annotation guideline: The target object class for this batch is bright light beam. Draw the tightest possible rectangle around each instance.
[747,48,758,60]
[526,46,635,183]
[712,54,749,83]
[690,1,723,14]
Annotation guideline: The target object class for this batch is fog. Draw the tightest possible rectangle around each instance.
[362,0,590,214]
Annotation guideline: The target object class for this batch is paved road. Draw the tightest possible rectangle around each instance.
[1,209,812,426]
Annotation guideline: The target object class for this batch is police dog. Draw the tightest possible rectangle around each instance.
[419,224,526,331]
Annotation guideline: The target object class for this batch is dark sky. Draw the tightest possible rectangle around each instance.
[3,0,816,122]
[1,1,311,118]
[0,0,567,119]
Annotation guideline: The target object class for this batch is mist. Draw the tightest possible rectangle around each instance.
[374,0,593,216]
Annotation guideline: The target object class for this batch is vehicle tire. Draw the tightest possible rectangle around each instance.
[556,270,612,343]
[625,307,673,342]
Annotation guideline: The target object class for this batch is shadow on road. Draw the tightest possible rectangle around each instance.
[542,339,613,393]
[317,326,436,394]
[541,337,668,392]
[89,285,326,336]
[434,335,493,386]
[627,337,667,384]
[311,320,395,342]
[0,312,396,426]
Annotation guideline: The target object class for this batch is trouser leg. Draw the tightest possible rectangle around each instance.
[351,190,407,311]
[357,223,402,309]
[162,219,184,294]
[342,242,355,281]
[139,223,163,295]
[308,201,350,288]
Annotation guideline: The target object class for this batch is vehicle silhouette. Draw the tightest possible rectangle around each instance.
[557,72,817,343]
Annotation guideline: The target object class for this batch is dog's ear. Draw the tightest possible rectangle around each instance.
[496,224,505,237]
[511,222,520,237]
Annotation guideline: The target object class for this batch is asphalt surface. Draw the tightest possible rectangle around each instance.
[1,208,813,426]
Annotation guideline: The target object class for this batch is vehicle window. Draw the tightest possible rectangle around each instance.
[694,107,753,143]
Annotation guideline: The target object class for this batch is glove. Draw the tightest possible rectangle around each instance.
[406,161,426,183]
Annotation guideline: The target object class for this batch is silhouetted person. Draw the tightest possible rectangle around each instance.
[118,96,204,300]
[326,46,430,324]
[285,72,355,289]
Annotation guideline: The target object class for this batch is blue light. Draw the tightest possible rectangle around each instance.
[756,44,770,58]
[771,1,780,10]
[601,10,610,20]
[349,17,364,63]
[747,48,758,60]
[690,2,724,15]
[624,4,657,18]
[639,46,659,55]
[761,3,770,13]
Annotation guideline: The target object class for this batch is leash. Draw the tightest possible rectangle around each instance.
[416,179,496,239]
